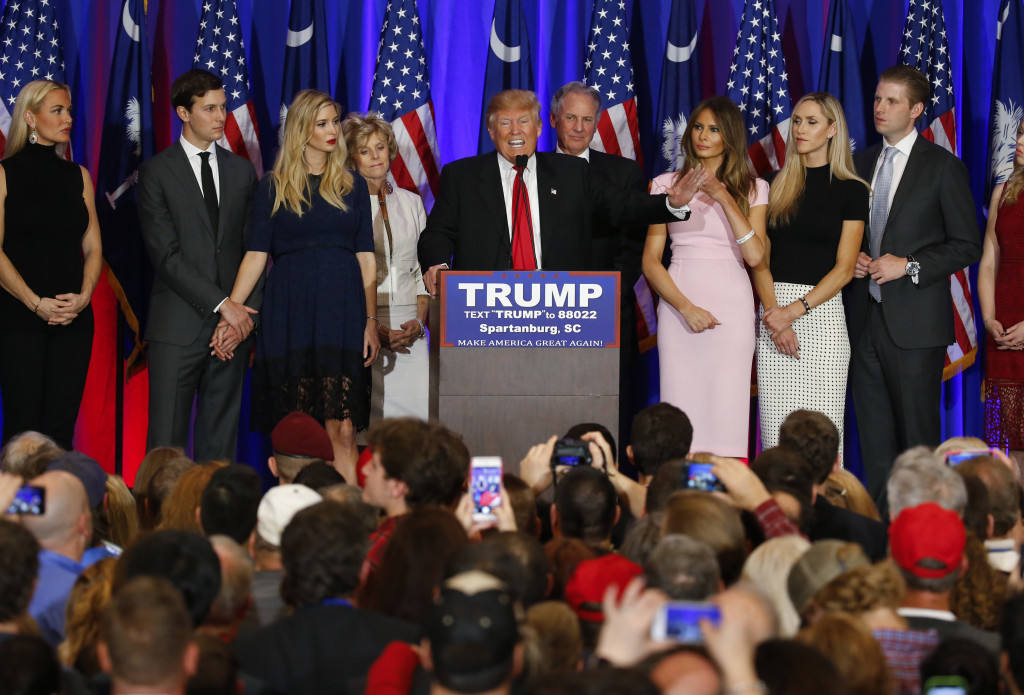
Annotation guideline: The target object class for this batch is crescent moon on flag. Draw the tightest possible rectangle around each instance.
[121,0,141,42]
[489,19,521,62]
[286,22,314,48]
[666,32,698,63]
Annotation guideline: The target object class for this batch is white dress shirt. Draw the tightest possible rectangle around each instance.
[869,128,918,217]
[556,144,591,161]
[179,137,227,311]
[179,136,221,202]
[496,152,543,268]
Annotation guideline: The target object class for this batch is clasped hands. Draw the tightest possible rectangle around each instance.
[853,251,906,284]
[986,318,1024,351]
[209,298,257,361]
[379,319,423,353]
[35,293,87,326]
[762,305,800,358]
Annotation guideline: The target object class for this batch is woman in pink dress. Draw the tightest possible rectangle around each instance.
[642,97,768,457]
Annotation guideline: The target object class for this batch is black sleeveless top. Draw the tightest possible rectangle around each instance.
[767,164,869,286]
[1,143,91,332]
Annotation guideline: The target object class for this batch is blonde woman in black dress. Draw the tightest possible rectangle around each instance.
[753,92,869,453]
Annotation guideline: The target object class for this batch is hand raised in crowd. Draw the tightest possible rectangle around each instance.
[852,251,872,279]
[455,481,517,540]
[583,430,647,518]
[709,455,771,512]
[678,301,721,334]
[665,166,706,209]
[701,588,767,692]
[593,576,672,667]
[519,434,558,495]
[0,472,22,518]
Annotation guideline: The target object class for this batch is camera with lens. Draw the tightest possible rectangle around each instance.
[550,438,593,468]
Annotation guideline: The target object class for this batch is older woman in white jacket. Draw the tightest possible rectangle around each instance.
[343,113,432,423]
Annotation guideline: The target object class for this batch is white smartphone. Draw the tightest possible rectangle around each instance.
[470,456,503,522]
[650,601,721,644]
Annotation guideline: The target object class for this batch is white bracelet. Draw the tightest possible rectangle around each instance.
[415,317,426,337]
[735,228,757,245]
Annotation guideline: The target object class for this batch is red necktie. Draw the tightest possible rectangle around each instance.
[511,165,536,270]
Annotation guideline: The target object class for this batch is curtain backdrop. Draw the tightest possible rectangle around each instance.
[3,0,998,482]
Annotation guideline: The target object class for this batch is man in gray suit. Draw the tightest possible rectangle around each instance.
[138,70,259,462]
[849,65,981,510]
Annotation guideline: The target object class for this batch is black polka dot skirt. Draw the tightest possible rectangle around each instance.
[756,282,849,461]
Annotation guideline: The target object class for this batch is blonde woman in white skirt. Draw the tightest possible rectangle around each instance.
[753,92,869,456]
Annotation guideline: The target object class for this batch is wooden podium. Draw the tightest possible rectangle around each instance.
[428,271,620,472]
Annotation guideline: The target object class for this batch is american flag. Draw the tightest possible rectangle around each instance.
[0,0,68,155]
[898,0,978,379]
[583,0,641,161]
[725,0,791,175]
[369,0,441,209]
[192,0,262,176]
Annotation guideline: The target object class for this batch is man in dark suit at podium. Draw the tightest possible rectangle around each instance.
[418,89,700,291]
[548,81,647,459]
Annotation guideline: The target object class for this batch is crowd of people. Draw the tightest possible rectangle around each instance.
[0,406,1022,695]
[0,46,1022,695]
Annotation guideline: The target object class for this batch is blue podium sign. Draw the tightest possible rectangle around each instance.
[440,271,621,348]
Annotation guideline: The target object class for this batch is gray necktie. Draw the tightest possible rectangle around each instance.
[868,146,898,302]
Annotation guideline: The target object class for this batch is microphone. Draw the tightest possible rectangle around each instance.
[515,154,529,168]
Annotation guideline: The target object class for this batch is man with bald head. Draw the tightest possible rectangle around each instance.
[22,469,92,646]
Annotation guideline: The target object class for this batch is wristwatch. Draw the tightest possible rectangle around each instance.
[905,255,920,285]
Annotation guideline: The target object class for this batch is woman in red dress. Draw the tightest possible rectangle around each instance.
[980,119,1024,467]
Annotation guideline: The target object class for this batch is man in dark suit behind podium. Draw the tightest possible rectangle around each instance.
[549,81,647,459]
[138,70,260,462]
[418,89,701,291]
[849,65,981,510]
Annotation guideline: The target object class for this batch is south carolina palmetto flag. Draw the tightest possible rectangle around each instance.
[192,0,263,176]
[988,0,1024,192]
[724,0,791,174]
[898,0,977,379]
[369,0,441,208]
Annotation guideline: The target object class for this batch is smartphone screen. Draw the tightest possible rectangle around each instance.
[651,601,721,643]
[6,485,45,515]
[686,463,725,492]
[944,448,999,466]
[471,457,503,520]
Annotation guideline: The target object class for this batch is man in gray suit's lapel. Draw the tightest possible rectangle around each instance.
[138,70,259,461]
[849,65,981,511]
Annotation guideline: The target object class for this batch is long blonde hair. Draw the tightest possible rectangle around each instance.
[675,96,758,216]
[271,89,353,216]
[1002,120,1024,205]
[768,92,868,226]
[4,80,71,159]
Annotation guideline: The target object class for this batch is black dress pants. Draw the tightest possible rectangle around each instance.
[0,317,94,451]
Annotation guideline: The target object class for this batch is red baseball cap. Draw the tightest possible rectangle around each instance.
[271,411,334,461]
[889,503,965,580]
[565,553,642,622]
